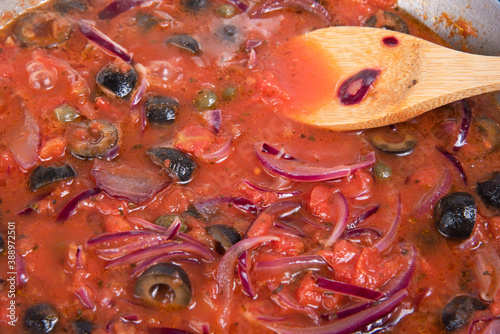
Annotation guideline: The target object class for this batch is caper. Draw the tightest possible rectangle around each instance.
[216,4,236,18]
[194,90,217,110]
[222,86,238,100]
[54,105,81,123]
[373,161,391,180]
[154,215,188,232]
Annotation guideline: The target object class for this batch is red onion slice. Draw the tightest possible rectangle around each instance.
[257,290,408,334]
[474,246,500,301]
[9,112,40,171]
[314,275,383,301]
[251,0,332,25]
[382,245,417,296]
[226,0,249,12]
[271,292,320,325]
[243,181,301,198]
[132,64,148,109]
[15,252,28,287]
[264,201,301,217]
[347,205,379,230]
[413,169,452,217]
[253,255,327,274]
[128,217,167,234]
[202,109,222,134]
[255,143,376,182]
[92,161,170,204]
[78,20,133,63]
[192,196,258,220]
[57,187,101,221]
[87,230,152,245]
[197,137,232,163]
[106,242,215,268]
[238,251,255,298]
[98,0,146,20]
[217,236,280,328]
[453,99,472,151]
[437,147,468,184]
[131,252,201,277]
[96,236,173,260]
[75,285,96,310]
[374,195,401,253]
[324,191,348,248]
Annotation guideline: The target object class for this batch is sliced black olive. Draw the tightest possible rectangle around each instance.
[28,164,77,191]
[23,304,59,334]
[369,126,417,155]
[145,95,179,125]
[365,10,409,34]
[96,62,137,99]
[434,192,476,239]
[477,173,500,209]
[154,215,188,232]
[134,263,192,307]
[53,0,88,13]
[71,320,94,334]
[67,120,119,159]
[206,224,241,254]
[136,11,161,30]
[14,11,73,48]
[166,35,201,55]
[183,0,209,11]
[441,296,487,331]
[217,25,238,42]
[147,147,196,183]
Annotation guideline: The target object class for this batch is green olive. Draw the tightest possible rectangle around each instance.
[216,4,236,18]
[154,214,188,232]
[54,105,81,123]
[194,90,217,111]
[222,86,238,100]
[373,161,392,180]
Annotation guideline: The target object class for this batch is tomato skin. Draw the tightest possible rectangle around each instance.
[175,125,216,154]
[309,185,338,222]
[319,240,361,282]
[39,137,67,160]
[271,234,305,256]
[104,216,133,233]
[337,169,373,199]
[247,212,274,238]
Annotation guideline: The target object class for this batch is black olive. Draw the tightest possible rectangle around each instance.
[14,11,73,48]
[183,0,209,11]
[134,263,192,307]
[71,320,94,334]
[145,95,179,125]
[434,192,476,239]
[53,0,88,13]
[166,35,201,55]
[67,120,119,159]
[477,173,500,209]
[147,147,196,183]
[28,164,77,191]
[136,11,161,30]
[23,304,59,334]
[369,126,417,155]
[206,224,241,254]
[441,296,487,331]
[96,62,137,98]
[217,25,238,42]
[365,10,409,34]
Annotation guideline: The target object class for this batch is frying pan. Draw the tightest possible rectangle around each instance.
[1,0,499,55]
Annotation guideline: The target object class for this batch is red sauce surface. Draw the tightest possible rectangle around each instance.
[0,0,499,333]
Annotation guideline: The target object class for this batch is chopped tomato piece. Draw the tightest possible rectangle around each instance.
[39,137,67,160]
[271,234,305,256]
[296,272,343,310]
[353,247,404,289]
[175,125,216,154]
[104,216,133,233]
[309,185,339,222]
[319,240,361,282]
[337,169,373,199]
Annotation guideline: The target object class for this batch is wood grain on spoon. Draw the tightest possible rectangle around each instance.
[286,26,500,131]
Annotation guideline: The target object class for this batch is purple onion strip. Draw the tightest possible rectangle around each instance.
[256,143,376,182]
[75,285,96,310]
[132,64,148,109]
[243,180,301,199]
[106,242,215,268]
[343,227,381,240]
[217,236,280,328]
[258,290,408,334]
[437,147,468,184]
[264,201,301,218]
[226,0,249,12]
[78,20,133,63]
[238,251,256,298]
[203,109,222,134]
[453,99,472,151]
[413,169,452,217]
[87,230,152,245]
[324,191,348,248]
[315,275,383,301]
[374,195,401,253]
[347,205,379,230]
[96,236,174,260]
[251,0,332,25]
[98,0,146,20]
[15,252,28,287]
[198,137,232,162]
[57,187,101,221]
[253,255,327,273]
[163,217,182,239]
[131,252,201,277]
[271,293,321,325]
[128,217,168,233]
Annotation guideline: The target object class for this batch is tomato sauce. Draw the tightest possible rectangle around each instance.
[0,0,500,333]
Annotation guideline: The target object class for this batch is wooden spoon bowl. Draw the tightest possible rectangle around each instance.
[288,27,500,131]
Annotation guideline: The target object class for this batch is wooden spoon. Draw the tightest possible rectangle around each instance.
[287,26,500,131]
